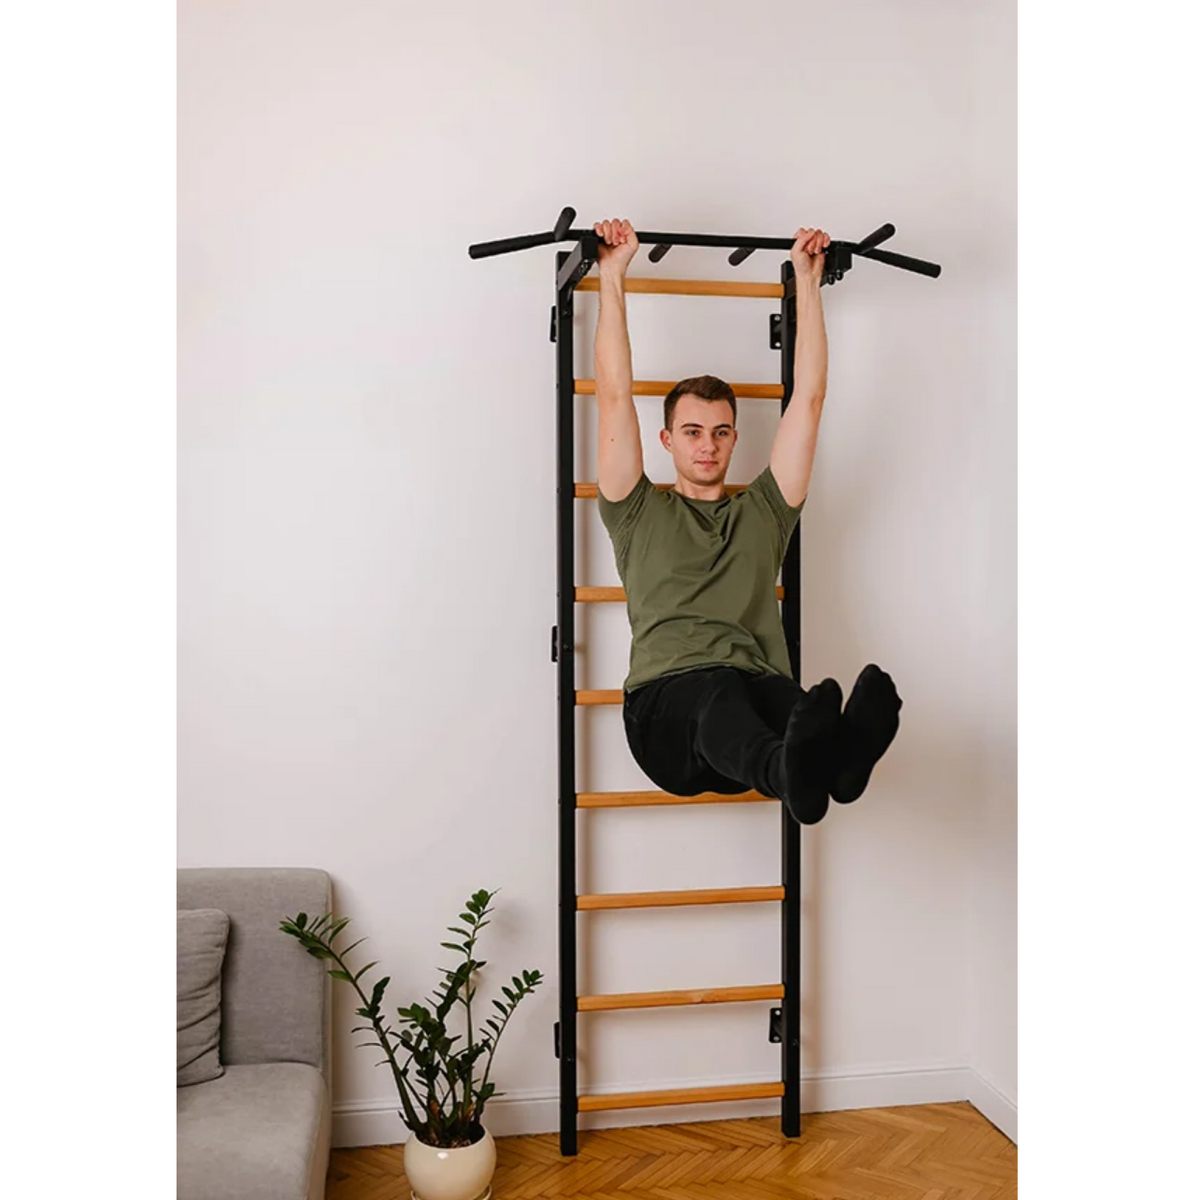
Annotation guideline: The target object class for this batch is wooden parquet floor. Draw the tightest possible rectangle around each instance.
[327,1101,1016,1200]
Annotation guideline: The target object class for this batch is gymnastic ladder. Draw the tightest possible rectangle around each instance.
[469,210,940,1155]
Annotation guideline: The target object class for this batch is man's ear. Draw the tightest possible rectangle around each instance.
[659,428,670,450]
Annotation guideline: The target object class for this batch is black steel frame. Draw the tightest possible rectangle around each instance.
[548,246,808,1158]
[553,246,580,1156]
[778,260,804,1138]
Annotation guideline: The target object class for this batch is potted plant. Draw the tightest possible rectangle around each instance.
[281,888,542,1200]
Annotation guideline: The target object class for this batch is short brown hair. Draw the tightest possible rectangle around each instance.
[663,375,737,431]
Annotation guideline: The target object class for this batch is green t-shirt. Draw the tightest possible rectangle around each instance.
[597,464,805,694]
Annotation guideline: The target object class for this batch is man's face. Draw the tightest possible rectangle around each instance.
[660,394,737,485]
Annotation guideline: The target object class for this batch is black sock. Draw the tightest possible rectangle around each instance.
[781,678,842,826]
[829,664,902,805]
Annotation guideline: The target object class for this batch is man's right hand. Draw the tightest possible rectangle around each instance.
[594,218,639,275]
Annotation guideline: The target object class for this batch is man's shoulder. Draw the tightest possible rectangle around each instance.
[741,463,803,512]
[597,470,654,507]
[727,467,771,503]
[742,463,773,491]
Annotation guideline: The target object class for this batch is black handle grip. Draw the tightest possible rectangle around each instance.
[467,230,556,259]
[858,245,941,278]
[553,207,576,241]
[853,223,895,253]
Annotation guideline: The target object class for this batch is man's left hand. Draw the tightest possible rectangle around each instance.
[790,226,830,287]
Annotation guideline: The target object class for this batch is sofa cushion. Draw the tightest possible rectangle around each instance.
[177,868,332,1077]
[177,1062,328,1200]
[178,908,230,1086]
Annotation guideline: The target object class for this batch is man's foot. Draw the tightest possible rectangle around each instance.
[829,664,902,805]
[781,678,842,826]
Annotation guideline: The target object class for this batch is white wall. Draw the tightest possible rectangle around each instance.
[178,0,1016,1145]
[962,0,1018,1138]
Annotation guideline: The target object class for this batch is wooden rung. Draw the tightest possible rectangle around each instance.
[578,1081,785,1113]
[577,789,773,808]
[576,277,784,299]
[575,586,626,603]
[576,585,784,603]
[576,378,783,400]
[578,984,785,1012]
[577,886,785,911]
[576,690,623,706]
[575,482,749,499]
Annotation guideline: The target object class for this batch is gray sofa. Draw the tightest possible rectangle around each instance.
[178,868,333,1200]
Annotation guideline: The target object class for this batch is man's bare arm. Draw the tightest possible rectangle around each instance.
[594,219,644,502]
[770,227,830,508]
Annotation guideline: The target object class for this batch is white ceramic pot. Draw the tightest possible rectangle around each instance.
[403,1127,496,1200]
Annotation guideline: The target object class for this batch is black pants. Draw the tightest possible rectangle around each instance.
[623,665,808,799]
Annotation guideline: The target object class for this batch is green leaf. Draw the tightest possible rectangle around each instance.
[330,969,354,984]
[296,913,308,930]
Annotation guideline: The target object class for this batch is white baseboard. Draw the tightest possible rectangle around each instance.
[965,1064,1017,1143]
[333,1061,1015,1149]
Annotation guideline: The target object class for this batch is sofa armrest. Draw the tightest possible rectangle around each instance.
[178,867,333,1087]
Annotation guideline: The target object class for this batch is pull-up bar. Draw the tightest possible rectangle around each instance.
[468,205,941,287]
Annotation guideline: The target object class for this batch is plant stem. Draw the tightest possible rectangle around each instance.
[463,953,476,1119]
[456,894,494,1124]
[478,997,517,1098]
[321,936,425,1138]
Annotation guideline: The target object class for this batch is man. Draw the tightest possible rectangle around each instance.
[592,216,902,826]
